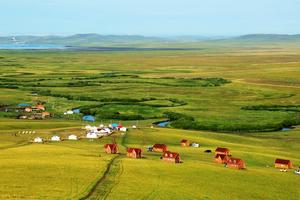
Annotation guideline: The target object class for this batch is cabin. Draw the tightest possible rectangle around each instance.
[180,139,190,147]
[227,158,246,169]
[162,151,180,163]
[127,148,142,158]
[33,137,43,143]
[215,154,230,164]
[215,147,230,156]
[153,144,167,152]
[51,136,61,141]
[275,159,293,169]
[68,135,78,140]
[104,144,118,154]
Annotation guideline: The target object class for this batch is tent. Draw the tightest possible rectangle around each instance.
[82,115,95,122]
[111,123,119,128]
[34,137,43,143]
[72,109,80,113]
[51,135,61,141]
[66,110,74,115]
[86,132,98,139]
[68,134,78,140]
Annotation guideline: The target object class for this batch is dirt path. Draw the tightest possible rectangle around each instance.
[234,79,300,89]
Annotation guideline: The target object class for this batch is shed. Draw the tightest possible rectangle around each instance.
[153,144,168,152]
[227,158,246,169]
[127,148,142,158]
[51,136,61,141]
[275,159,293,169]
[215,154,230,164]
[34,137,43,143]
[104,144,118,154]
[68,134,78,140]
[215,147,230,156]
[162,151,180,163]
[83,115,95,122]
[180,139,190,147]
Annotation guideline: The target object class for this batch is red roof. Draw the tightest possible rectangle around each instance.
[181,139,188,143]
[215,147,229,153]
[215,154,228,160]
[163,151,179,159]
[104,144,118,149]
[227,158,244,165]
[275,159,291,165]
[153,144,167,149]
[127,148,142,154]
[117,125,123,128]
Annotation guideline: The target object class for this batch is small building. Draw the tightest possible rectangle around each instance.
[215,147,230,156]
[180,139,190,147]
[275,159,293,169]
[25,107,32,112]
[66,110,74,115]
[68,134,78,140]
[41,112,50,118]
[18,103,32,107]
[35,104,45,111]
[86,132,98,139]
[215,154,230,164]
[83,115,95,122]
[51,136,61,141]
[162,151,180,163]
[72,108,80,114]
[104,144,118,154]
[33,137,43,143]
[120,127,127,132]
[127,148,142,158]
[153,144,168,152]
[227,158,246,169]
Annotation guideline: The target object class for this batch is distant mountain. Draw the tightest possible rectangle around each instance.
[233,34,300,41]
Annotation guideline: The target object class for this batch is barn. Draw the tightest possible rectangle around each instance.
[227,158,246,169]
[275,159,293,169]
[104,144,118,154]
[162,151,180,163]
[180,139,190,147]
[152,144,167,152]
[127,148,142,158]
[215,147,230,156]
[215,154,230,164]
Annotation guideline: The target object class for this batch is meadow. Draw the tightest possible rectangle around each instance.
[0,44,300,199]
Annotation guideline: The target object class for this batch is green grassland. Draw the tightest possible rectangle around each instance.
[1,45,300,199]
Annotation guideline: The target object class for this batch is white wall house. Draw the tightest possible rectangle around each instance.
[51,135,61,141]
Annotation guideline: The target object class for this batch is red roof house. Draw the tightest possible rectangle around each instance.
[227,158,246,169]
[127,148,142,158]
[162,151,180,163]
[153,144,167,152]
[215,147,230,156]
[215,154,230,164]
[275,159,292,169]
[34,104,45,111]
[180,139,190,147]
[104,144,118,154]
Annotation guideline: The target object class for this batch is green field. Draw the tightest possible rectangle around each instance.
[0,45,300,199]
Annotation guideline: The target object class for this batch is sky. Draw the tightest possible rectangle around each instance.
[1,0,300,36]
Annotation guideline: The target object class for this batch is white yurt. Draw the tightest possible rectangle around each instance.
[51,135,61,141]
[34,137,43,143]
[66,110,74,115]
[68,134,78,140]
[191,143,200,148]
[86,132,98,139]
[120,127,127,132]
[99,124,104,128]
[132,125,137,129]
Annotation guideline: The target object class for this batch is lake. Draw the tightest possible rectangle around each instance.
[0,44,66,50]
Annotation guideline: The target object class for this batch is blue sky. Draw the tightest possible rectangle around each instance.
[1,0,300,36]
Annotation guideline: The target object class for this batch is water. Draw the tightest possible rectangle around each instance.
[0,44,66,50]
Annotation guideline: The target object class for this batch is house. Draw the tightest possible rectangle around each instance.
[24,107,32,112]
[51,136,61,141]
[68,134,78,140]
[275,159,293,169]
[215,147,230,156]
[33,137,43,143]
[82,115,95,122]
[180,139,190,147]
[153,144,168,152]
[41,112,50,118]
[227,158,246,169]
[35,104,45,111]
[127,148,142,158]
[120,127,127,132]
[215,154,230,164]
[162,151,180,163]
[86,132,98,139]
[104,144,118,154]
